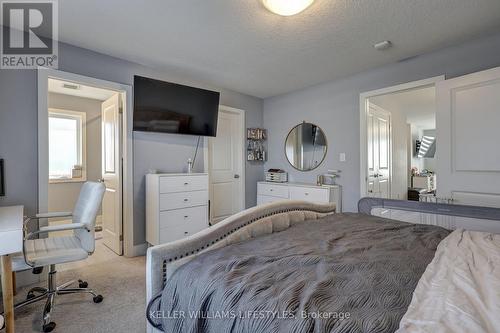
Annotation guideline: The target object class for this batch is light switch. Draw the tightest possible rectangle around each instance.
[339,153,346,162]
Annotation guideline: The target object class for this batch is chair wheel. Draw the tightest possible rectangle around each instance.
[93,295,103,303]
[1,314,5,330]
[42,321,56,332]
[78,280,88,288]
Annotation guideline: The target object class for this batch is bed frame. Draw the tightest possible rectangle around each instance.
[146,200,336,332]
[146,198,500,332]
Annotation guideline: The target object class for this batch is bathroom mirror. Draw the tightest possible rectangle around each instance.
[285,122,327,171]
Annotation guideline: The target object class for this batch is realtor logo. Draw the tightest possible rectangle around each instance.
[1,0,58,69]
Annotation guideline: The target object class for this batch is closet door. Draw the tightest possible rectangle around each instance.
[367,104,391,199]
[436,66,500,207]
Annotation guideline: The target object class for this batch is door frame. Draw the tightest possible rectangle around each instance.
[359,75,445,198]
[204,105,246,223]
[37,68,136,257]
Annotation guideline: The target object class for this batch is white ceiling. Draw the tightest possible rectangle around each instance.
[48,78,116,101]
[371,86,436,129]
[57,0,500,98]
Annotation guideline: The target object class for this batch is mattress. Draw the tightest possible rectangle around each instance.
[149,213,450,333]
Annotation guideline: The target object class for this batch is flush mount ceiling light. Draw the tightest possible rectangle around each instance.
[261,0,315,16]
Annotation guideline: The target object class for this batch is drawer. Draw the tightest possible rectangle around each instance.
[257,195,287,205]
[289,186,329,203]
[159,175,208,193]
[159,206,207,243]
[257,183,289,198]
[159,205,207,229]
[159,190,208,211]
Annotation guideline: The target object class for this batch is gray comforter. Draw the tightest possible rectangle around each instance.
[152,213,450,333]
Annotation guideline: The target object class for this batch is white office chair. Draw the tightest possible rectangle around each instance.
[1,181,106,332]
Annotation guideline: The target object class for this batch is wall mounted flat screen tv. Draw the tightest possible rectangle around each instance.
[133,76,220,137]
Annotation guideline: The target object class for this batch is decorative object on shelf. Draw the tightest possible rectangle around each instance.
[71,165,83,179]
[265,169,288,183]
[247,128,267,140]
[247,128,267,162]
[317,170,340,186]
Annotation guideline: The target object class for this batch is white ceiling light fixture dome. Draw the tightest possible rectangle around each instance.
[261,0,315,16]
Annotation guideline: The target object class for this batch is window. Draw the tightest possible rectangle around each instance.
[48,109,86,182]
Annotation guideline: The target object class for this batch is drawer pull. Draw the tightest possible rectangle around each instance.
[184,231,189,235]
[184,182,189,185]
[305,193,309,196]
[184,215,188,218]
[184,198,189,202]
[270,189,273,191]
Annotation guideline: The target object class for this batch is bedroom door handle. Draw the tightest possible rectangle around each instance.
[234,174,240,179]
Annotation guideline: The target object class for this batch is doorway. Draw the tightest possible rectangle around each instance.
[360,76,444,200]
[37,69,135,257]
[206,106,245,224]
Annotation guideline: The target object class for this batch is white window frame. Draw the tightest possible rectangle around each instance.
[48,108,87,183]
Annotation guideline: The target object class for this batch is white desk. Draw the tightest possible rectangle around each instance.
[0,205,24,333]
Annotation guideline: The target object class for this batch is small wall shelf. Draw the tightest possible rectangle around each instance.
[247,128,267,162]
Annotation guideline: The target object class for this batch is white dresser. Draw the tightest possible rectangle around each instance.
[257,181,342,212]
[146,173,209,245]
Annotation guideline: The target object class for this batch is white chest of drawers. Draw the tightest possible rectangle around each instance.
[257,181,342,212]
[146,173,209,245]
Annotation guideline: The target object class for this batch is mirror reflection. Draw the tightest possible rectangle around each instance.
[285,122,327,171]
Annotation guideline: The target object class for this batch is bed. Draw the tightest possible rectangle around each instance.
[146,198,500,333]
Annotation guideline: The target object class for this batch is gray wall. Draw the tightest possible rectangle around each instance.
[263,31,500,212]
[47,92,102,213]
[0,40,264,247]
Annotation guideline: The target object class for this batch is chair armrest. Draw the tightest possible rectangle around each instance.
[35,212,72,218]
[26,223,87,239]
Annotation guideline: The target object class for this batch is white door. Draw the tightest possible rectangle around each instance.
[208,109,244,224]
[101,93,123,254]
[366,103,391,198]
[436,66,500,207]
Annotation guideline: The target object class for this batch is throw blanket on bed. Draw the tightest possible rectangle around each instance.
[154,213,450,333]
[397,229,500,333]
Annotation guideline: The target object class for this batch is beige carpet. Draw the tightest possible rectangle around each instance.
[2,241,146,333]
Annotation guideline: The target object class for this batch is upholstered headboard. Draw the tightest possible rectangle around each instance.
[145,200,336,332]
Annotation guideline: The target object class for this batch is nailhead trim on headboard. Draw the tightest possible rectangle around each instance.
[160,208,330,286]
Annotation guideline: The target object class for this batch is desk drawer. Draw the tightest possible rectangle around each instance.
[289,186,329,203]
[159,191,208,211]
[159,175,208,193]
[257,183,289,198]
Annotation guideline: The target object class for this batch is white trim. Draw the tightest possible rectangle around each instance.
[48,108,87,182]
[37,68,135,257]
[359,76,445,198]
[205,105,246,223]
